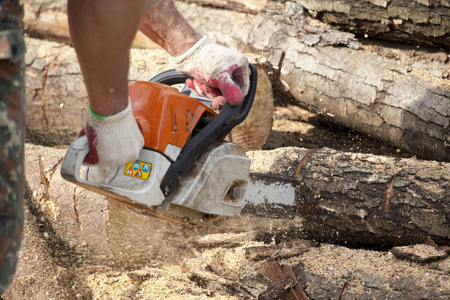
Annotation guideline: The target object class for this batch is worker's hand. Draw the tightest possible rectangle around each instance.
[172,37,249,109]
[79,99,144,168]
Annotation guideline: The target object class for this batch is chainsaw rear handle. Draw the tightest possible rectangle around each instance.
[150,63,258,196]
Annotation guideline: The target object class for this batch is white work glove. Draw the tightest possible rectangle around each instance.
[79,98,144,168]
[171,36,249,109]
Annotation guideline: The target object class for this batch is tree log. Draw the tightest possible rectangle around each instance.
[24,142,450,258]
[294,0,450,50]
[249,2,450,161]
[247,147,450,248]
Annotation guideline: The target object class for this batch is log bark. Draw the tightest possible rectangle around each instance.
[249,2,450,162]
[294,0,450,51]
[258,261,309,300]
[247,147,450,248]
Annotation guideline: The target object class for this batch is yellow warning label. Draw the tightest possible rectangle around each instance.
[123,161,151,180]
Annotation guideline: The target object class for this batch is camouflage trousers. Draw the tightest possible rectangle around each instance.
[0,28,26,294]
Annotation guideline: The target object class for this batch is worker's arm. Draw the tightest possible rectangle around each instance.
[67,0,146,167]
[68,0,147,116]
[140,1,250,109]
[139,1,202,56]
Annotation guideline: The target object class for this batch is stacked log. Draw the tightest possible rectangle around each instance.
[248,1,450,161]
[247,147,450,248]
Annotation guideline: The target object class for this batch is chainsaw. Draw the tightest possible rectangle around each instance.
[61,64,257,225]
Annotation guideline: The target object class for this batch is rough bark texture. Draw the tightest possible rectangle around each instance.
[249,2,450,161]
[182,0,450,49]
[247,147,450,248]
[294,0,450,50]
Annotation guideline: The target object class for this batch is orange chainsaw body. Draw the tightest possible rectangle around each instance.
[128,81,217,153]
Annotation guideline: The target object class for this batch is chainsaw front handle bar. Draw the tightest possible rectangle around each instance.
[149,63,258,196]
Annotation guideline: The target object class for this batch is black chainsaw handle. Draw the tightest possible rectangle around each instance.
[149,64,257,196]
[148,70,191,86]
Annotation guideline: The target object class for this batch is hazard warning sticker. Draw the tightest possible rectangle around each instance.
[123,161,152,180]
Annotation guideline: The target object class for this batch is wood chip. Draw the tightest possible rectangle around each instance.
[390,244,449,263]
[282,266,309,300]
[258,276,297,300]
[259,261,309,300]
[246,239,315,261]
[292,262,307,290]
[260,260,284,282]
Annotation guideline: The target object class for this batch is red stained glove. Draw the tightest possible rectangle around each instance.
[172,37,249,109]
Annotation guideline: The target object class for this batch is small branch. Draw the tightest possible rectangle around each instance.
[40,63,50,127]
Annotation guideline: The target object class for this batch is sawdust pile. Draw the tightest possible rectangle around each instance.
[81,218,450,299]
